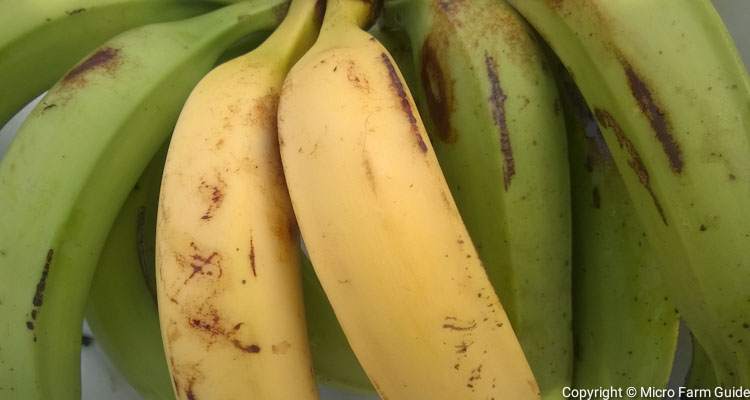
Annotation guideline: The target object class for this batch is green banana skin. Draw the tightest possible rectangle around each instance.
[687,338,718,397]
[559,71,679,394]
[0,1,287,398]
[86,146,173,400]
[383,1,572,397]
[506,0,750,385]
[301,254,374,393]
[0,0,220,130]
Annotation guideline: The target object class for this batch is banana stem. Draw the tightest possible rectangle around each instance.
[251,0,322,69]
[317,0,374,44]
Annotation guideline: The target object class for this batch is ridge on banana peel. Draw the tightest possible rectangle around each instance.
[156,0,321,399]
[0,1,287,398]
[86,147,174,400]
[558,69,679,394]
[506,0,750,385]
[278,0,539,399]
[0,0,219,130]
[382,1,573,398]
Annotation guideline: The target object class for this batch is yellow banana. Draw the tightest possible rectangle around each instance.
[155,1,321,399]
[277,0,539,399]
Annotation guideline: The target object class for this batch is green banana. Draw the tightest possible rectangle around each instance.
[301,254,373,393]
[687,338,718,394]
[559,70,679,393]
[0,0,220,130]
[85,146,173,400]
[382,1,572,397]
[506,0,750,385]
[0,1,287,398]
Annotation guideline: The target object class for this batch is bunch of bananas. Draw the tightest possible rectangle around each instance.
[0,0,747,399]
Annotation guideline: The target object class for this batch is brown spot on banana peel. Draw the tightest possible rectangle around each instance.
[443,316,477,331]
[26,249,54,331]
[198,175,226,221]
[32,250,54,308]
[484,54,515,190]
[62,47,120,85]
[179,242,222,284]
[594,108,668,225]
[231,340,261,353]
[249,237,257,278]
[315,0,326,25]
[362,155,377,193]
[620,58,683,173]
[421,35,455,143]
[380,52,429,153]
[65,8,86,15]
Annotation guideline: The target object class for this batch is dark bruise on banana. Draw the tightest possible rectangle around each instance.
[484,54,515,191]
[62,46,122,87]
[37,46,123,112]
[619,57,683,173]
[198,174,226,221]
[421,32,455,143]
[380,52,429,153]
[417,0,546,192]
[25,249,54,340]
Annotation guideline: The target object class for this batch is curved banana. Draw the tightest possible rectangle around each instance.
[559,71,679,393]
[0,2,287,398]
[382,1,572,397]
[0,0,218,129]
[91,150,373,398]
[278,0,539,399]
[156,1,320,399]
[86,147,173,400]
[506,0,750,384]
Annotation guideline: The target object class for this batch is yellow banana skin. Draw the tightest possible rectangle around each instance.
[156,1,321,399]
[278,1,539,399]
[382,1,573,397]
[507,0,750,384]
[559,72,679,393]
[91,147,372,396]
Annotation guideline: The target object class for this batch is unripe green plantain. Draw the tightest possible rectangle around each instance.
[382,1,572,397]
[0,1,287,398]
[0,0,219,130]
[86,147,173,400]
[558,70,679,394]
[507,0,750,384]
[687,338,718,395]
